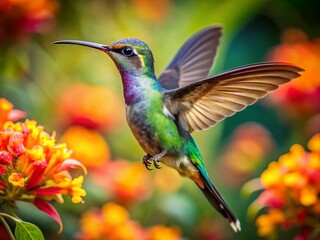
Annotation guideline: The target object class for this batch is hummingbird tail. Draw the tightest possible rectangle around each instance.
[197,172,241,232]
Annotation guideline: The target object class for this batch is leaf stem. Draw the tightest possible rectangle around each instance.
[0,215,16,240]
[0,212,21,223]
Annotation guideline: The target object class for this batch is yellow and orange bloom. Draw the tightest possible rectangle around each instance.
[78,203,145,240]
[268,28,320,119]
[0,115,87,231]
[57,84,123,132]
[77,202,182,240]
[60,125,110,168]
[254,133,320,239]
[92,160,153,203]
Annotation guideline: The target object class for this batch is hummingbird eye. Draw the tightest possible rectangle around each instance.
[121,47,135,57]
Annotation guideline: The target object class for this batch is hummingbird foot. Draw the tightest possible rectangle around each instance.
[143,154,153,170]
[142,151,167,170]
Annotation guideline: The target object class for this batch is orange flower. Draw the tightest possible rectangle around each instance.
[0,0,57,44]
[92,160,153,203]
[0,98,25,130]
[57,84,123,132]
[0,118,87,231]
[146,225,181,240]
[217,123,274,187]
[129,0,172,23]
[268,28,320,118]
[60,125,110,168]
[77,202,182,240]
[78,203,145,240]
[254,133,320,238]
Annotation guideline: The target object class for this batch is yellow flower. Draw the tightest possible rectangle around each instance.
[102,203,129,226]
[256,209,285,237]
[308,133,320,153]
[256,215,273,236]
[300,187,318,206]
[8,173,25,188]
[55,176,87,204]
[283,172,305,187]
[260,162,282,188]
[253,133,320,238]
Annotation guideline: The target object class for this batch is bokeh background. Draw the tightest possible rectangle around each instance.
[1,0,319,239]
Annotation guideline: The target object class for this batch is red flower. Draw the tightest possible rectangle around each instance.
[268,28,320,119]
[0,0,57,44]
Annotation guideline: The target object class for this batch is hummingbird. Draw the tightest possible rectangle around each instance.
[53,26,302,232]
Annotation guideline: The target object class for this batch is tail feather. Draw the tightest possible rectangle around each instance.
[197,171,241,232]
[185,134,241,231]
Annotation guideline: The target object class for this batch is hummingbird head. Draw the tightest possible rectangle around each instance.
[107,38,155,76]
[53,38,155,77]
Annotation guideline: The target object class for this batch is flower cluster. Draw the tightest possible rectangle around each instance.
[0,117,87,230]
[77,202,181,240]
[268,28,320,119]
[255,134,320,239]
[0,0,57,45]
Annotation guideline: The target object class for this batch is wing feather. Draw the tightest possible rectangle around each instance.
[163,62,303,131]
[158,26,222,89]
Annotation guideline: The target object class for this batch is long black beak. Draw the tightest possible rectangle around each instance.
[52,40,109,52]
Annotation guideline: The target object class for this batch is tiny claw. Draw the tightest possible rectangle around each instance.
[142,154,153,171]
[153,159,161,169]
[142,151,166,170]
[145,164,153,171]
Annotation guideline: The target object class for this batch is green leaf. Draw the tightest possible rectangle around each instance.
[15,221,45,240]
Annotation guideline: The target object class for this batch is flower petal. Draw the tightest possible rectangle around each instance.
[26,160,47,190]
[8,110,26,122]
[34,198,63,233]
[56,158,87,175]
[34,186,62,195]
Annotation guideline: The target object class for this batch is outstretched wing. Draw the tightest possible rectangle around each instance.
[163,62,303,132]
[158,26,222,89]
